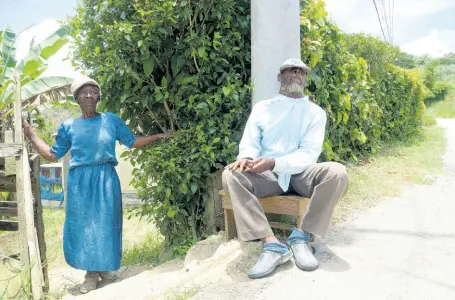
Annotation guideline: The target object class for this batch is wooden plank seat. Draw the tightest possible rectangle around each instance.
[219,190,309,240]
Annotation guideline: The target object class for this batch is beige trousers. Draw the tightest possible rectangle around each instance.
[222,162,349,242]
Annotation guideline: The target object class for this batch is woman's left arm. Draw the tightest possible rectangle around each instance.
[113,113,173,148]
[131,131,173,148]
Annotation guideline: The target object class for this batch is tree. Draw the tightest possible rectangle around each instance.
[343,33,400,79]
[397,52,417,69]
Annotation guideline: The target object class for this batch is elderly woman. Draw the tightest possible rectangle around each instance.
[23,77,171,293]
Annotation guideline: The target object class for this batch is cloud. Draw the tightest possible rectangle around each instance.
[401,29,455,57]
[393,0,455,17]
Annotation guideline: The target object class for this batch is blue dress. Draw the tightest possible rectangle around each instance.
[50,112,136,271]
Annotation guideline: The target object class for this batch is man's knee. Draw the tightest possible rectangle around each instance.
[222,168,244,187]
[221,169,252,189]
[322,162,348,182]
[222,168,235,185]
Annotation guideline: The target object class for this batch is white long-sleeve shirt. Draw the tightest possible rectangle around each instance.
[237,94,327,192]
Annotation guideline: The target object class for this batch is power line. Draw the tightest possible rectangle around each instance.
[372,0,394,44]
[391,0,395,43]
[373,0,387,42]
[381,0,391,42]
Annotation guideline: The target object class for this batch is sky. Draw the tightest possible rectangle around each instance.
[1,0,454,79]
[324,0,455,57]
[0,0,79,78]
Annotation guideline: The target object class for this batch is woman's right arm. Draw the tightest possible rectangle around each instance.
[23,120,57,162]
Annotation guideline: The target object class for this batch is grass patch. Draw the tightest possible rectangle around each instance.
[122,232,165,266]
[332,125,446,224]
[166,285,200,300]
[121,211,166,267]
[43,209,66,268]
[0,263,29,299]
[426,63,455,119]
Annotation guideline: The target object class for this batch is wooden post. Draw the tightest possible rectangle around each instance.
[31,154,49,292]
[224,209,237,240]
[0,120,5,176]
[14,72,31,295]
[14,71,44,299]
[204,169,224,234]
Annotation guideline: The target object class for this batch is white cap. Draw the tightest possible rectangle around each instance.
[71,76,101,97]
[279,58,311,73]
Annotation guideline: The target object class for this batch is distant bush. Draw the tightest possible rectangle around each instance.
[426,81,453,102]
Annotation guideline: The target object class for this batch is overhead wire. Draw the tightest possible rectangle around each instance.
[372,0,387,42]
[372,0,394,44]
[391,0,395,43]
[381,0,391,43]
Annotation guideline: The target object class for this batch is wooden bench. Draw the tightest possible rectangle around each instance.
[219,190,309,240]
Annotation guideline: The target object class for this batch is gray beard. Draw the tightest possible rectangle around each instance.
[279,82,305,99]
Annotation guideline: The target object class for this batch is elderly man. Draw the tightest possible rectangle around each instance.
[222,58,349,279]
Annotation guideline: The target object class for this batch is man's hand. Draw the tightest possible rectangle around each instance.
[245,157,275,173]
[228,159,253,172]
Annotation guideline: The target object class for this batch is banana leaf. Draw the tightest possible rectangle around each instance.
[0,25,17,82]
[16,26,69,78]
[21,76,73,102]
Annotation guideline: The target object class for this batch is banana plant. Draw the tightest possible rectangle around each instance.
[0,24,73,126]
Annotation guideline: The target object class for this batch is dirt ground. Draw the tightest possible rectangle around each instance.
[54,119,455,300]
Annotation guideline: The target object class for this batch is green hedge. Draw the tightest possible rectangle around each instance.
[301,0,425,162]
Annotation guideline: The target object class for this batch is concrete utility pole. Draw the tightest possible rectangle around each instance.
[251,0,301,105]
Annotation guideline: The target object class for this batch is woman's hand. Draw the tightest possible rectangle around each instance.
[22,118,57,162]
[160,130,174,139]
[23,119,35,139]
[131,130,175,148]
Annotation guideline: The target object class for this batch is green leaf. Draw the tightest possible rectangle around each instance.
[342,112,349,124]
[180,183,188,193]
[161,76,168,88]
[23,59,44,77]
[158,28,167,35]
[212,137,220,144]
[1,25,17,82]
[167,209,176,218]
[222,86,231,96]
[124,79,131,89]
[198,47,206,58]
[191,183,197,194]
[21,76,73,102]
[143,58,155,76]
